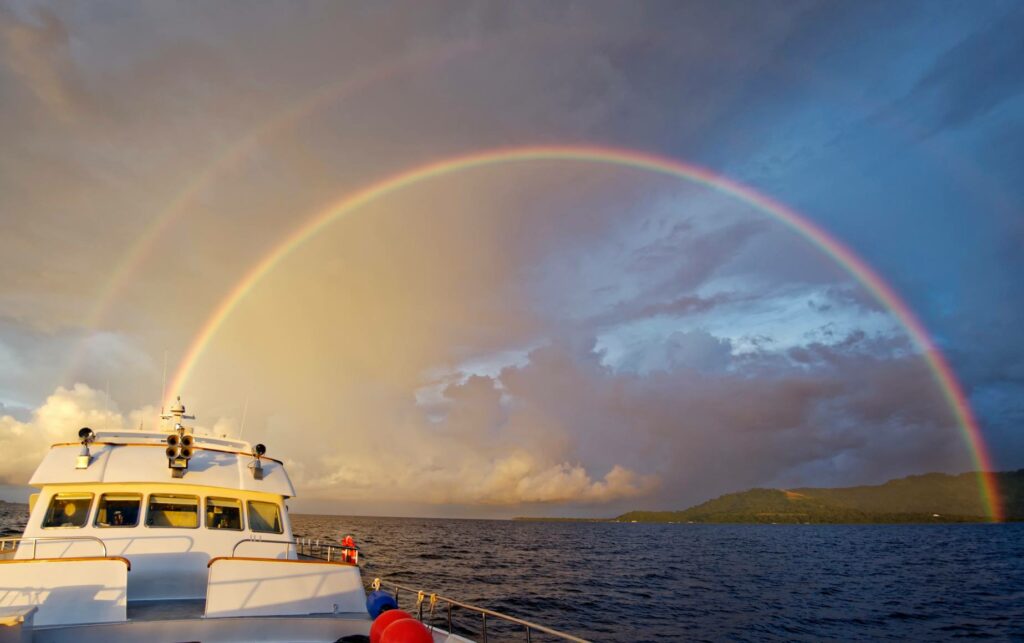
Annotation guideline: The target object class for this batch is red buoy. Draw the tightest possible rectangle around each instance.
[369,609,413,643]
[381,618,433,643]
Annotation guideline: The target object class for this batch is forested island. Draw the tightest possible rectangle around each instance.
[517,470,1024,524]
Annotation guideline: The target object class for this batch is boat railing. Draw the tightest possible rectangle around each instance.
[0,535,108,559]
[282,538,586,641]
[294,536,359,563]
[230,536,359,563]
[375,578,591,643]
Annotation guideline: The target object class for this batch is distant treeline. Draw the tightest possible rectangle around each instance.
[516,470,1024,524]
[616,470,1024,524]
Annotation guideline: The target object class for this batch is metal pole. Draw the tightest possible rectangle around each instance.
[482,612,487,643]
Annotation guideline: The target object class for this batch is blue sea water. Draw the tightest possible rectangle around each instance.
[292,515,1024,642]
[3,504,1022,641]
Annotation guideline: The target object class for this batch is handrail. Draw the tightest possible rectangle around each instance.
[378,579,591,643]
[49,441,285,465]
[0,535,107,559]
[230,537,297,557]
[208,556,355,568]
[0,556,131,571]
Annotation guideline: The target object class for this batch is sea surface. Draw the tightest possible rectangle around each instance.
[3,504,1022,641]
[292,515,1024,642]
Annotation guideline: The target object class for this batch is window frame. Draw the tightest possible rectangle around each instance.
[205,496,245,531]
[40,492,94,529]
[94,492,143,528]
[144,493,200,529]
[247,500,284,534]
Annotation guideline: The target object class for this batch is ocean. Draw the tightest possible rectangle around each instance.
[3,504,1022,641]
[292,515,1024,642]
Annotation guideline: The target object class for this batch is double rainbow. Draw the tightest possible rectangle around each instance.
[161,144,1002,521]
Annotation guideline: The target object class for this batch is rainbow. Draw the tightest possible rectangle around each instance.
[163,144,1002,521]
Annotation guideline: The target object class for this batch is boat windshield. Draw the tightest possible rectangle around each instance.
[96,493,141,527]
[41,493,93,528]
[248,501,283,534]
[146,494,199,528]
[206,497,243,530]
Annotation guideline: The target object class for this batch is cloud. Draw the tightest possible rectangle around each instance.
[0,379,657,507]
[282,368,660,507]
[303,450,658,507]
[0,384,127,484]
[0,321,156,417]
[0,2,1019,515]
[487,333,969,506]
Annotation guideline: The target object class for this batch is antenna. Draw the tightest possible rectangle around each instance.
[239,395,250,440]
[160,351,168,414]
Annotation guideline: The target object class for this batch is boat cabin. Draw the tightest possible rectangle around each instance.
[0,399,369,635]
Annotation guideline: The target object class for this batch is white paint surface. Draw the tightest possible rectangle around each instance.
[0,559,128,626]
[205,559,368,617]
[30,436,295,498]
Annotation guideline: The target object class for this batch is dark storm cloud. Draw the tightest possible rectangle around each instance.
[667,0,1024,471]
[485,330,966,512]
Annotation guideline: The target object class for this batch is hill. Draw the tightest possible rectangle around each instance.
[616,470,1024,524]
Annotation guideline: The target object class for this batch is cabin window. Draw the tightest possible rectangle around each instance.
[146,494,199,528]
[41,493,93,528]
[95,493,142,527]
[206,497,243,530]
[247,501,283,534]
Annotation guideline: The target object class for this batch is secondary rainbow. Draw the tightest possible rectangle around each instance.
[57,39,482,384]
[164,144,1002,521]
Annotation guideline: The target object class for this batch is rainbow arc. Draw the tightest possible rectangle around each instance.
[160,144,1001,521]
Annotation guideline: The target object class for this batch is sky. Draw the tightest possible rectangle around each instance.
[0,0,1021,517]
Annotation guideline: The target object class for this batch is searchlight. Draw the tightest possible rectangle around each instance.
[250,443,266,480]
[76,427,95,470]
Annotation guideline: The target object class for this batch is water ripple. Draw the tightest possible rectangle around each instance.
[293,516,1024,641]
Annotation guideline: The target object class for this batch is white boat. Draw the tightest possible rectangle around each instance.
[0,398,587,642]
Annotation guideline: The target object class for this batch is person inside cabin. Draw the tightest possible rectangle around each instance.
[112,510,124,526]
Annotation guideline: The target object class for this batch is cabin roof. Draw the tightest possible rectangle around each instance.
[29,431,295,497]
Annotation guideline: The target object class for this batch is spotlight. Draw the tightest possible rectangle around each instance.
[76,427,95,470]
[250,444,267,480]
